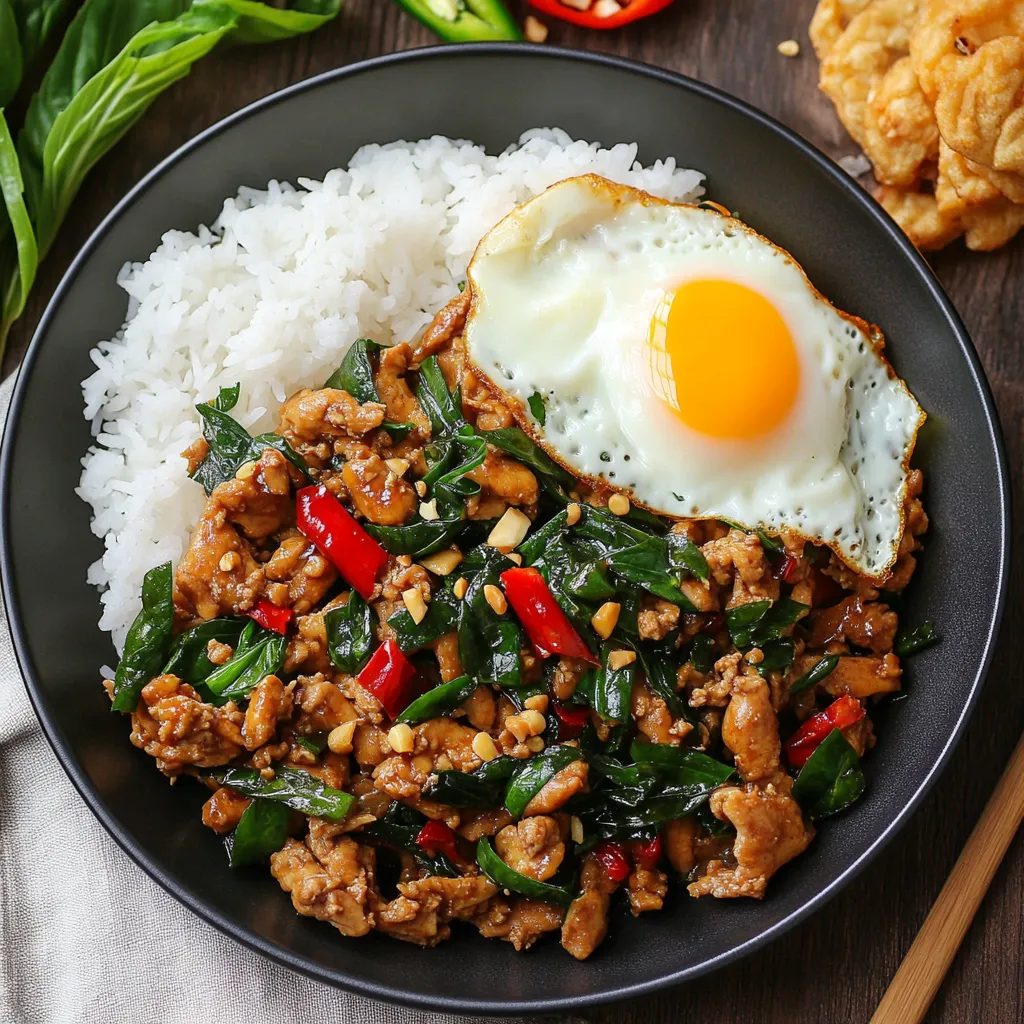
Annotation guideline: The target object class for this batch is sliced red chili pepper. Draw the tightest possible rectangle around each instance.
[553,703,591,738]
[357,638,418,720]
[248,599,293,635]
[415,820,466,865]
[592,840,631,883]
[784,694,865,769]
[631,834,662,870]
[500,567,599,664]
[700,612,725,635]
[527,0,674,30]
[295,484,388,600]
[773,553,800,583]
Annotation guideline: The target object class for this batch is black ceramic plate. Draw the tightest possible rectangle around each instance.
[0,45,1010,1015]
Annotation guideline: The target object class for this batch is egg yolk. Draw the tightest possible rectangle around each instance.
[648,279,800,439]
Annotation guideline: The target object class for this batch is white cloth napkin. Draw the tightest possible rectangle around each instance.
[0,372,539,1024]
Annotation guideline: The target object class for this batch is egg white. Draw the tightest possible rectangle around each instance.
[463,175,925,580]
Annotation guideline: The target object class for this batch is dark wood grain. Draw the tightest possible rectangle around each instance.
[3,3,1022,1021]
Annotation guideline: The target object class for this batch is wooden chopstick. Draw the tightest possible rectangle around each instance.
[870,732,1024,1024]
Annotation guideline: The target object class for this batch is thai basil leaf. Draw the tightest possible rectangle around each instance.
[224,0,342,44]
[476,838,572,908]
[792,729,866,820]
[629,740,736,788]
[458,547,523,688]
[213,382,240,411]
[666,532,709,583]
[483,426,574,486]
[0,108,38,351]
[191,398,309,494]
[365,505,466,558]
[0,1,22,110]
[10,0,75,67]
[528,392,546,425]
[110,562,175,712]
[294,731,328,755]
[756,529,785,554]
[162,616,248,683]
[593,643,635,723]
[323,337,381,403]
[424,756,519,807]
[386,588,461,653]
[359,802,459,877]
[225,798,290,868]
[607,539,696,610]
[324,592,376,674]
[395,674,477,725]
[789,654,840,698]
[756,638,796,677]
[416,355,464,436]
[219,765,354,822]
[687,633,716,674]
[380,420,415,441]
[727,598,807,648]
[205,626,286,702]
[636,642,690,720]
[504,744,582,818]
[894,621,939,658]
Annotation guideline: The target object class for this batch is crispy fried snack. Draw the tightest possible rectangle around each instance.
[910,0,1024,174]
[813,0,1024,251]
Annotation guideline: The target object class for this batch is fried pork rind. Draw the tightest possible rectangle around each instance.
[910,0,1024,175]
[863,55,941,185]
[877,185,965,247]
[810,0,875,58]
[819,0,925,156]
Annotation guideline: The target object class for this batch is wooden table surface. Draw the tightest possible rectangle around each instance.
[4,2,1023,1021]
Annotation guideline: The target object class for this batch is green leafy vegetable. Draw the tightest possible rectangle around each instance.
[424,756,519,807]
[482,426,573,487]
[791,729,866,819]
[666,532,709,583]
[755,638,796,677]
[191,393,309,493]
[0,0,341,354]
[225,798,290,867]
[726,597,807,648]
[360,802,459,876]
[323,337,381,403]
[219,765,354,822]
[789,654,840,698]
[504,744,581,817]
[212,381,239,411]
[0,109,38,345]
[416,355,464,436]
[894,620,939,658]
[386,587,461,653]
[204,620,286,702]
[324,592,376,674]
[458,546,523,688]
[629,740,736,787]
[593,644,635,724]
[528,392,546,425]
[476,837,572,907]
[162,616,248,683]
[110,561,174,712]
[395,674,477,724]
[687,633,715,674]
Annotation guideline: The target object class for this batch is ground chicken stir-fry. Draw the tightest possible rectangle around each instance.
[106,290,933,958]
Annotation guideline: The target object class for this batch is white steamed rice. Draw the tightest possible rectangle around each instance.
[78,129,704,651]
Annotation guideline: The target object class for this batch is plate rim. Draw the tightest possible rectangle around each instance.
[0,42,1011,1015]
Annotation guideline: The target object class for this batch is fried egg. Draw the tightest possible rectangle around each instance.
[462,175,925,580]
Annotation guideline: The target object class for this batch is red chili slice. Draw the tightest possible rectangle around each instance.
[592,840,631,883]
[415,820,465,865]
[247,599,293,635]
[500,567,599,664]
[357,639,418,720]
[295,484,388,600]
[527,0,674,30]
[631,834,662,870]
[774,554,800,583]
[784,694,866,769]
[553,703,591,738]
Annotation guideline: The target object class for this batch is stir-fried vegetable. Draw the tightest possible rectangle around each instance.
[324,592,377,674]
[296,484,389,600]
[784,694,865,769]
[792,729,866,819]
[395,675,477,724]
[501,566,598,663]
[204,620,286,703]
[789,654,840,698]
[357,638,419,719]
[110,561,174,711]
[476,837,573,906]
[218,765,354,822]
[248,599,293,635]
[225,799,290,868]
